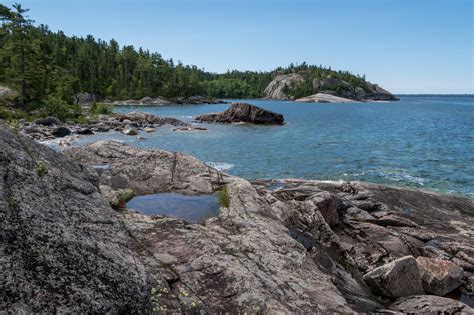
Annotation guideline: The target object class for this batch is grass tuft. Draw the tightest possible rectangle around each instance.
[216,185,230,208]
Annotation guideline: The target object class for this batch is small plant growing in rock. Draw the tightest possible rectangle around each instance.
[216,185,230,208]
[7,119,20,134]
[116,189,135,209]
[36,161,48,177]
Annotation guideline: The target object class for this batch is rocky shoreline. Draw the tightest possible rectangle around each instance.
[14,103,285,144]
[1,127,473,313]
[109,95,224,106]
[15,111,193,143]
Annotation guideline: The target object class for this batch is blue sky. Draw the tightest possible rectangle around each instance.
[4,0,473,94]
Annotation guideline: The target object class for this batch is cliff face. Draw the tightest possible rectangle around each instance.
[263,73,304,100]
[0,127,150,313]
[264,74,398,102]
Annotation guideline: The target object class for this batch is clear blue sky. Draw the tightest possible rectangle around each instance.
[4,0,473,94]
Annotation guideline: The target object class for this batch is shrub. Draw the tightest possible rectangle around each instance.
[216,185,230,208]
[44,95,70,121]
[115,189,135,209]
[90,103,113,115]
[36,161,48,177]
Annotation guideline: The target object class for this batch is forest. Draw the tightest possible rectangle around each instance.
[0,3,370,114]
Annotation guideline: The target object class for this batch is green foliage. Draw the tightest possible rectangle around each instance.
[43,94,70,121]
[216,185,230,208]
[114,189,135,209]
[36,161,48,177]
[90,102,113,115]
[0,4,371,114]
[6,118,20,134]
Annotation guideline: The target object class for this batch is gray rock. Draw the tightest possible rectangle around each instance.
[74,92,99,105]
[389,295,473,314]
[295,93,357,103]
[264,73,305,99]
[52,126,71,137]
[417,256,463,296]
[0,126,149,313]
[123,128,138,136]
[195,102,284,125]
[362,256,425,298]
[0,85,18,102]
[306,191,340,226]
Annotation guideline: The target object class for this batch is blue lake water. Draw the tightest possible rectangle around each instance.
[126,193,220,223]
[72,96,474,198]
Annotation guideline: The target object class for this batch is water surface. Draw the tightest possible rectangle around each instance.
[71,96,473,198]
[126,193,220,223]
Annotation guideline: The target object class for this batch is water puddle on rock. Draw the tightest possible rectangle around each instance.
[126,193,220,223]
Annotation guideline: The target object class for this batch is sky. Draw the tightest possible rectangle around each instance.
[3,0,473,94]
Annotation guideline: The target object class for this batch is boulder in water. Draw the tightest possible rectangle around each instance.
[194,102,284,125]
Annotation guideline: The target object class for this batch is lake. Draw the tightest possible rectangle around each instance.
[72,95,474,198]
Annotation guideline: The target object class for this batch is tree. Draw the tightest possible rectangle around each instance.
[0,3,45,108]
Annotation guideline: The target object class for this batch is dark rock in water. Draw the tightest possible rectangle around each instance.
[0,126,149,313]
[122,128,138,136]
[52,126,71,137]
[362,255,425,298]
[195,102,284,125]
[35,116,60,126]
[77,128,94,135]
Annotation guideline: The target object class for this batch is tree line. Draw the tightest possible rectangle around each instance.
[0,3,370,112]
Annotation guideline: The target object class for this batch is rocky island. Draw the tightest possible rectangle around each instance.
[1,126,473,313]
[194,102,285,125]
[264,73,399,102]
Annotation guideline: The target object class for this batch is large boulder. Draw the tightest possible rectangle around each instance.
[194,102,284,125]
[362,256,425,297]
[52,126,71,137]
[264,73,304,99]
[0,126,149,313]
[416,257,464,296]
[389,295,473,314]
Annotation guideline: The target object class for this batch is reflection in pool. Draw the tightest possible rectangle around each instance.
[126,192,220,223]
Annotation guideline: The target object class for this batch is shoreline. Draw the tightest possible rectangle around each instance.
[2,126,474,313]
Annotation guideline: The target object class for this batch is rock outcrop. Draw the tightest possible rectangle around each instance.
[417,256,464,296]
[362,256,425,298]
[113,95,223,106]
[74,92,99,105]
[389,295,473,314]
[2,130,473,313]
[295,93,357,103]
[0,127,149,313]
[19,111,189,142]
[0,85,18,104]
[194,102,284,125]
[263,73,305,100]
[264,74,399,102]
